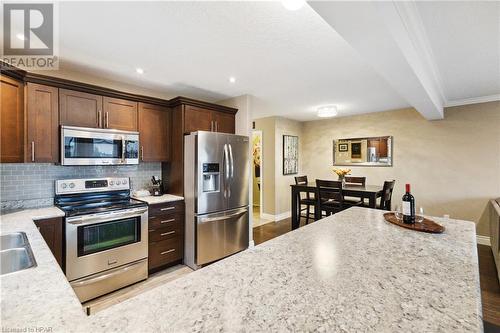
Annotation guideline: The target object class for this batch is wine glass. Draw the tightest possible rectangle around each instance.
[394,204,403,221]
[415,207,425,224]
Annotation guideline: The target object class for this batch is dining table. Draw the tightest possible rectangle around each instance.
[290,182,384,230]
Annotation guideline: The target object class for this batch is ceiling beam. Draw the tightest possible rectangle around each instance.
[309,1,444,120]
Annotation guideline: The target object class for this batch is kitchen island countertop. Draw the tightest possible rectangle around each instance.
[1,207,482,332]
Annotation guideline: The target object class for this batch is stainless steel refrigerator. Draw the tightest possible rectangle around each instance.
[184,131,249,270]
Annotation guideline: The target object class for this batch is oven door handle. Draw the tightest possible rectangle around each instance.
[66,207,148,225]
[70,260,144,287]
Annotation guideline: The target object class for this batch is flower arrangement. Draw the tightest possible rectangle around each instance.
[333,168,351,180]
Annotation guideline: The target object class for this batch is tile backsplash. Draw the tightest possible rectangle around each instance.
[0,163,161,212]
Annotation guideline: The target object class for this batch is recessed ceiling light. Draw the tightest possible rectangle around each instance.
[229,77,236,83]
[16,33,26,41]
[282,0,306,11]
[317,105,338,118]
[135,68,144,74]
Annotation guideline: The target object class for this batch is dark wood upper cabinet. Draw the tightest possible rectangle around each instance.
[138,102,170,162]
[183,105,236,134]
[34,217,63,269]
[25,83,59,163]
[103,97,138,131]
[0,75,24,163]
[212,111,235,134]
[184,105,212,134]
[59,89,102,128]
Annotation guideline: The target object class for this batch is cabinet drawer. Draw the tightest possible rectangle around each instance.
[149,212,183,229]
[149,238,183,269]
[149,201,184,218]
[149,225,182,243]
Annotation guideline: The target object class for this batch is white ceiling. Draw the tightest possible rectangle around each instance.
[57,1,408,121]
[56,1,499,121]
[416,1,500,103]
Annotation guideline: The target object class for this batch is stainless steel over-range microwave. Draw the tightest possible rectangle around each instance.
[61,126,139,166]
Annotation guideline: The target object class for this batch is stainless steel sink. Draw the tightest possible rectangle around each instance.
[0,232,37,275]
[1,232,27,251]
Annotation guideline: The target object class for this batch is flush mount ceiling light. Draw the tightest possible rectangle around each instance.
[16,33,26,41]
[282,0,306,11]
[317,105,338,118]
[229,77,236,83]
[135,68,144,74]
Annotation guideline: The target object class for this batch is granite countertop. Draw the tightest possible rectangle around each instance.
[0,207,90,332]
[1,207,482,332]
[132,194,184,205]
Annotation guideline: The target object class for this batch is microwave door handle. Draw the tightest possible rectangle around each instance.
[121,136,126,163]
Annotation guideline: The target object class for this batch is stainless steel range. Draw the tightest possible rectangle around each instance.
[55,177,148,302]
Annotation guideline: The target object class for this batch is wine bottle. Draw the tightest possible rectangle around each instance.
[402,183,415,224]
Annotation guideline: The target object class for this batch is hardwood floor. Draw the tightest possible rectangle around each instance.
[253,219,500,331]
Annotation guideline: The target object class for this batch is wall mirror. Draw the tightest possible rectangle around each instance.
[333,136,393,167]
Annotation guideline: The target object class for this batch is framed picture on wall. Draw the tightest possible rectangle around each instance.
[283,135,298,175]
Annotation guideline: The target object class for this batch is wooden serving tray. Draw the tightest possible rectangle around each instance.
[383,212,445,234]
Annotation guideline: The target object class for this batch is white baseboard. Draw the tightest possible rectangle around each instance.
[260,211,291,222]
[248,240,255,248]
[477,235,491,246]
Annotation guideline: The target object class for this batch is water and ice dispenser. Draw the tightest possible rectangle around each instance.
[202,163,220,193]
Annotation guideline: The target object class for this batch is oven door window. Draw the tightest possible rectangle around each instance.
[64,137,122,159]
[77,217,141,256]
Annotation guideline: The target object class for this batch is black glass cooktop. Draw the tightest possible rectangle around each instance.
[55,190,146,217]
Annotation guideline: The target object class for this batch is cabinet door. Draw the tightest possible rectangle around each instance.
[184,105,212,134]
[212,111,235,134]
[138,103,170,161]
[59,89,102,128]
[0,75,24,162]
[103,97,138,131]
[26,83,59,163]
[34,217,63,268]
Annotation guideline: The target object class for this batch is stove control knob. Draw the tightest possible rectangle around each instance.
[69,183,75,189]
[122,179,127,185]
[116,180,121,185]
[109,180,114,186]
[61,183,67,189]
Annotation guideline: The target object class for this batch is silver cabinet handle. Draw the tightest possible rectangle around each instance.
[161,249,175,255]
[215,121,218,132]
[141,146,144,161]
[160,218,175,224]
[31,141,35,162]
[210,120,214,131]
[160,207,175,211]
[97,110,102,127]
[105,112,109,128]
[160,231,175,236]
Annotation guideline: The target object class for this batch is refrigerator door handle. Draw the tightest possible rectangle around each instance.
[228,143,234,179]
[199,209,247,223]
[223,143,230,198]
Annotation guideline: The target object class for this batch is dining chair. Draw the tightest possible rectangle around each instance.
[316,179,345,217]
[344,176,366,207]
[378,180,396,211]
[294,176,316,224]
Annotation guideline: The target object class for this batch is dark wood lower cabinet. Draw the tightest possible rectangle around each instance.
[147,201,184,272]
[34,217,63,269]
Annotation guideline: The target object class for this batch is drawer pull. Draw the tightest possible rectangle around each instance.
[160,218,176,224]
[160,207,175,211]
[160,231,175,236]
[161,249,175,255]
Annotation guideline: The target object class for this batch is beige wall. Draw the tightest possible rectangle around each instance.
[274,117,303,215]
[302,102,500,236]
[254,117,276,216]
